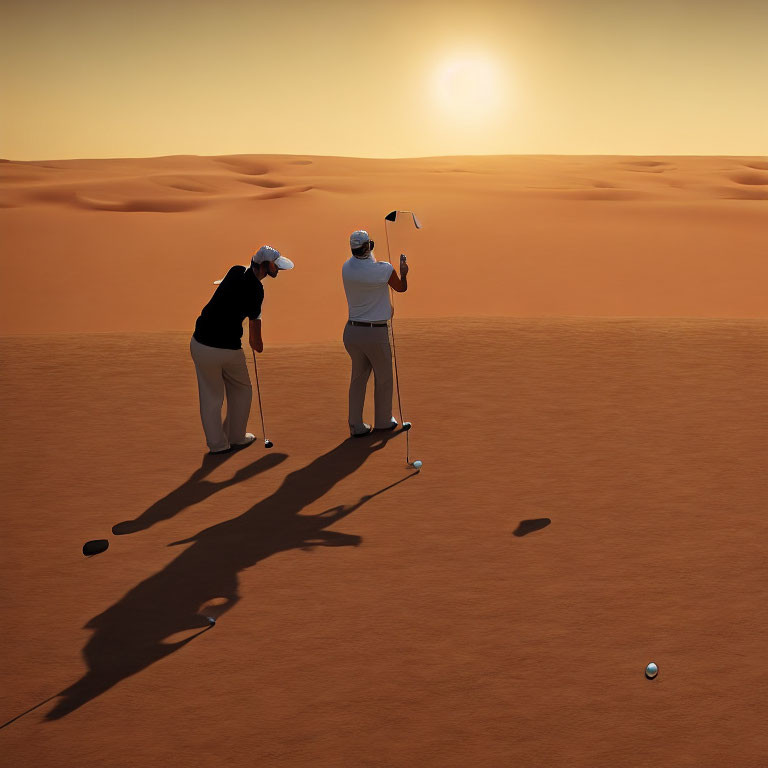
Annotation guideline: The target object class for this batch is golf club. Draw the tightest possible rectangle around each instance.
[384,210,422,469]
[251,349,273,448]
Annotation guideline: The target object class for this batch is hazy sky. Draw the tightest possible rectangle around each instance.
[1,0,766,159]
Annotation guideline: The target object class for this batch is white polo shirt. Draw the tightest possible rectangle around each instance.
[342,254,394,323]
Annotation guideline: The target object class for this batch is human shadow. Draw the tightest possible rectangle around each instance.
[111,450,288,535]
[512,518,552,537]
[46,431,407,720]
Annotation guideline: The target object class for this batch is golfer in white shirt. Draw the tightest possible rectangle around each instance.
[341,230,409,437]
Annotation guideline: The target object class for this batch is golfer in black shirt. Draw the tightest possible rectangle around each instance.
[191,245,294,454]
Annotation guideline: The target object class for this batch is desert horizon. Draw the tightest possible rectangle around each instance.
[2,152,767,344]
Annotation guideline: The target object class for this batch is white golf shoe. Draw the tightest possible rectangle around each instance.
[374,417,399,432]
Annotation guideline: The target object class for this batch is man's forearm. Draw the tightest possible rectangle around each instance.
[249,318,263,347]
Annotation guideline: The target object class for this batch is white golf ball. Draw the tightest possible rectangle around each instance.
[413,460,423,469]
[645,662,658,679]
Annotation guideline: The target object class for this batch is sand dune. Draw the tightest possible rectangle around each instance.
[621,160,675,173]
[77,193,206,213]
[720,185,768,200]
[730,170,768,185]
[1,154,766,341]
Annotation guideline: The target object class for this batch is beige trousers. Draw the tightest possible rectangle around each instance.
[343,323,394,432]
[190,337,252,452]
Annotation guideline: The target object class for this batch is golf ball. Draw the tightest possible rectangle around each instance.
[645,662,658,679]
[412,460,423,469]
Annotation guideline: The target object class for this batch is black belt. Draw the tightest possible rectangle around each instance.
[348,320,388,327]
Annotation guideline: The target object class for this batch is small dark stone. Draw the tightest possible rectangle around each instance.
[83,539,109,557]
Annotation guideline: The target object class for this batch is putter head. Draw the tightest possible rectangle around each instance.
[264,439,274,449]
[402,421,412,431]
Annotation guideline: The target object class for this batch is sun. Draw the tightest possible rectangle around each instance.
[432,54,503,120]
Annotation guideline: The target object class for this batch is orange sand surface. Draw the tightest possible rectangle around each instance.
[1,319,767,766]
[1,155,767,764]
[1,155,767,342]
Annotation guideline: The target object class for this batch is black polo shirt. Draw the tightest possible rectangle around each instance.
[193,265,264,350]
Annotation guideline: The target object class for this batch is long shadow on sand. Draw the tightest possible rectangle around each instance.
[111,449,289,535]
[45,431,407,720]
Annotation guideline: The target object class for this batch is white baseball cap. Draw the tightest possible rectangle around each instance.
[349,230,371,249]
[251,245,294,270]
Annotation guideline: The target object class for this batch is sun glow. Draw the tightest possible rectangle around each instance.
[432,54,504,121]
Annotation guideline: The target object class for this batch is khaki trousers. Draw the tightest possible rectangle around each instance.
[343,323,394,432]
[190,337,252,452]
